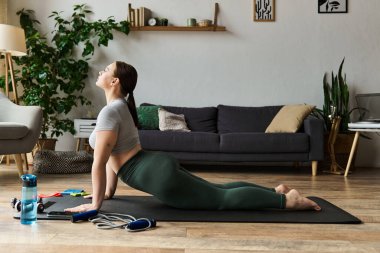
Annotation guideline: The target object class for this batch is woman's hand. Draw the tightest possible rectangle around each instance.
[64,203,97,213]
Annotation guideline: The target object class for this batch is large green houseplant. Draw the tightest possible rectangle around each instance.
[14,4,129,141]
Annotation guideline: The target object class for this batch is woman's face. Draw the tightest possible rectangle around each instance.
[96,62,116,88]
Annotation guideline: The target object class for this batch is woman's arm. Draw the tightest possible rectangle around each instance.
[105,163,118,199]
[91,130,117,209]
[83,163,118,200]
[65,130,117,213]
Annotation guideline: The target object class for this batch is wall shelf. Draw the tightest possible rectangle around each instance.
[130,26,226,32]
[129,3,225,32]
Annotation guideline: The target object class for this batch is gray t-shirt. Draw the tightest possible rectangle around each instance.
[89,98,140,154]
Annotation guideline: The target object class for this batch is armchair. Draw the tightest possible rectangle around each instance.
[0,92,42,176]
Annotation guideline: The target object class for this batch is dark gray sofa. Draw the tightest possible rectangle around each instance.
[138,104,324,175]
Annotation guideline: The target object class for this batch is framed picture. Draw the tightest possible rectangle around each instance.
[254,0,275,22]
[318,0,348,13]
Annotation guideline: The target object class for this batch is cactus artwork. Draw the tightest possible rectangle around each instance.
[254,0,275,22]
[318,0,348,13]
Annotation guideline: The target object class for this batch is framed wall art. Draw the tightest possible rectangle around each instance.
[254,0,275,22]
[318,0,348,14]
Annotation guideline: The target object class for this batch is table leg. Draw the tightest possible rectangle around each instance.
[76,139,81,151]
[344,131,360,177]
[14,154,24,176]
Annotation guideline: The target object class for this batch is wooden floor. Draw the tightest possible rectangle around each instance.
[1,163,379,253]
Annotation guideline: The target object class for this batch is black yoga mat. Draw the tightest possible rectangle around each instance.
[14,195,362,224]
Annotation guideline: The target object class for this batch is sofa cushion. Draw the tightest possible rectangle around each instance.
[158,108,190,132]
[137,105,160,130]
[217,105,282,133]
[0,122,29,139]
[220,133,309,153]
[162,106,218,132]
[265,104,315,133]
[139,130,219,152]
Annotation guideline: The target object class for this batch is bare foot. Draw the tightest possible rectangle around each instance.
[285,189,321,211]
[275,184,292,194]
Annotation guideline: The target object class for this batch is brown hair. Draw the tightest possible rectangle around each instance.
[114,61,139,127]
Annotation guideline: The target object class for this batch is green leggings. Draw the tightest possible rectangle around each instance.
[117,150,286,210]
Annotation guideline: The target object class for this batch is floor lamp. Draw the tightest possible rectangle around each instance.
[0,24,27,170]
[0,24,27,104]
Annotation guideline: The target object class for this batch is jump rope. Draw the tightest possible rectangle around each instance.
[71,210,156,232]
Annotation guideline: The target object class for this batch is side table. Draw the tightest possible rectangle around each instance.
[74,119,96,151]
[345,128,380,177]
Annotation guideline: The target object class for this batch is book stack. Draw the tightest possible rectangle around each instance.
[128,3,151,27]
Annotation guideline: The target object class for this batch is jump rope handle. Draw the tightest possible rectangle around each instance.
[127,219,156,231]
[71,210,98,223]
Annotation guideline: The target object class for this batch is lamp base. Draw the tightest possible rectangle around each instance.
[3,52,19,104]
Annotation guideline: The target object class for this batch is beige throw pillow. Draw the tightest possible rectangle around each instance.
[158,108,191,132]
[265,104,315,133]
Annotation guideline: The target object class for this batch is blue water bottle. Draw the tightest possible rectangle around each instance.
[20,174,38,225]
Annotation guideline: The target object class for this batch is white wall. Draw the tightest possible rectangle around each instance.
[7,0,380,167]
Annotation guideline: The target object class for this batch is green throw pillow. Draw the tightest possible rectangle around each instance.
[137,105,160,130]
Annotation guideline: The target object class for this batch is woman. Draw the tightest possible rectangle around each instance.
[65,61,321,213]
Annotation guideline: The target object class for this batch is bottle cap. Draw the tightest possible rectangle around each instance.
[20,174,37,187]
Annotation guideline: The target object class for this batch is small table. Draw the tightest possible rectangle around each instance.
[74,119,96,151]
[345,128,380,177]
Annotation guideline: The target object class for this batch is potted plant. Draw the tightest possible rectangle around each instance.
[314,58,352,131]
[14,5,129,149]
[313,58,357,173]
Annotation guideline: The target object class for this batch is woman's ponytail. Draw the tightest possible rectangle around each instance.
[126,93,139,128]
[115,61,139,127]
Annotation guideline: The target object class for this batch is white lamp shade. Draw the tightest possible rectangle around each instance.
[0,24,27,56]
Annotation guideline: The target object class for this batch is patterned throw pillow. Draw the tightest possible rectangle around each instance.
[137,105,160,130]
[158,108,191,132]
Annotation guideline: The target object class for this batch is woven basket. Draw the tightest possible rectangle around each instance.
[33,150,93,174]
